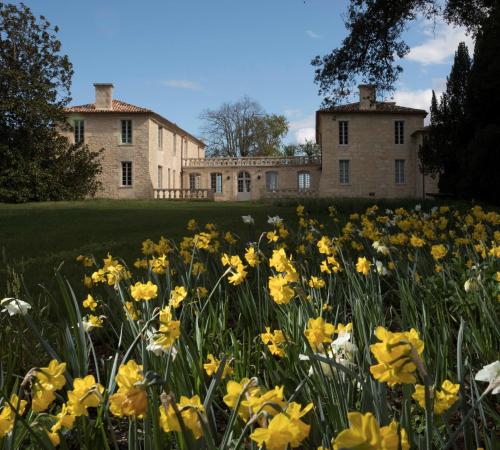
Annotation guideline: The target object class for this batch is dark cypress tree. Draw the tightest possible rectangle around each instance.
[458,5,500,202]
[436,42,472,194]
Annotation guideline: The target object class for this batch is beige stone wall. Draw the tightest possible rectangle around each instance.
[183,164,321,201]
[148,119,183,190]
[65,113,153,199]
[318,112,426,198]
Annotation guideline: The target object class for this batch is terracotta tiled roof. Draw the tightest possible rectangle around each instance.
[64,99,151,113]
[64,99,205,147]
[318,102,427,115]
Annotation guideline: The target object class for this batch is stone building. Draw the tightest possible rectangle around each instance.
[63,83,438,201]
[64,83,205,199]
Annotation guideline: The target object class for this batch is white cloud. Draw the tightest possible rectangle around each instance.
[306,30,320,39]
[407,19,473,65]
[162,79,201,90]
[393,89,434,111]
[289,115,316,144]
[295,127,316,144]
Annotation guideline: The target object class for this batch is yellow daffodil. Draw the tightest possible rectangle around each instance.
[332,412,409,450]
[203,354,233,379]
[82,294,97,311]
[67,375,104,417]
[130,281,158,301]
[36,360,66,391]
[356,257,372,276]
[370,326,425,386]
[304,317,335,351]
[109,360,147,418]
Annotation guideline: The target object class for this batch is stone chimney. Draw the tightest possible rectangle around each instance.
[359,84,376,110]
[94,83,114,110]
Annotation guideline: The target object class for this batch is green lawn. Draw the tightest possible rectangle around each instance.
[0,199,310,295]
[1,197,462,297]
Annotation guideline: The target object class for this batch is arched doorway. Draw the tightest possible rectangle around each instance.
[237,171,251,201]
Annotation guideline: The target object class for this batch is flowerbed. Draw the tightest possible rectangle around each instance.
[1,204,499,449]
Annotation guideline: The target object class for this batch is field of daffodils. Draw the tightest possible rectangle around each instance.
[1,204,499,449]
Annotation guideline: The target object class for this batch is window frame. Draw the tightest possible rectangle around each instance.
[121,119,133,144]
[237,171,251,193]
[339,160,350,185]
[158,125,163,149]
[74,119,84,144]
[338,120,349,145]
[189,173,201,190]
[395,159,406,184]
[173,134,177,156]
[210,172,223,194]
[395,120,405,145]
[121,161,133,187]
[266,171,279,191]
[158,165,163,189]
[297,171,311,190]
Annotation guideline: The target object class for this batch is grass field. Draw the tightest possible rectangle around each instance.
[0,200,310,293]
[1,198,450,294]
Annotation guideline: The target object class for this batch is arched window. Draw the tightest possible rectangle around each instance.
[297,171,311,190]
[237,171,251,193]
[189,173,201,190]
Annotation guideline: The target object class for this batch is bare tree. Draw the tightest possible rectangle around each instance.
[200,96,288,157]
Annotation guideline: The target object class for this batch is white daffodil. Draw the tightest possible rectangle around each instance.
[464,278,476,292]
[475,361,500,394]
[414,204,422,212]
[301,331,357,379]
[1,297,31,316]
[267,215,283,226]
[376,260,389,276]
[242,215,254,225]
[372,241,390,255]
[146,329,178,359]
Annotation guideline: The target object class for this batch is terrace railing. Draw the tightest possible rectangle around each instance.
[182,155,321,168]
[153,188,214,200]
[261,188,319,199]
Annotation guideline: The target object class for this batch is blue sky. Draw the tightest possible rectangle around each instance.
[20,0,472,143]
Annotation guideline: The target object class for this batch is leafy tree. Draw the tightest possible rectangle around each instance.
[296,139,321,159]
[312,0,495,106]
[200,96,288,157]
[0,2,102,202]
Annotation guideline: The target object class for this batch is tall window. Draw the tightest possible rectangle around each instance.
[339,121,348,145]
[339,160,350,184]
[237,171,251,193]
[189,173,201,190]
[395,159,405,184]
[121,162,132,186]
[266,171,278,191]
[158,166,163,189]
[297,171,311,190]
[173,170,176,188]
[74,120,84,144]
[173,134,177,156]
[158,126,163,149]
[395,120,404,144]
[121,120,132,144]
[210,172,223,193]
[168,168,171,188]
